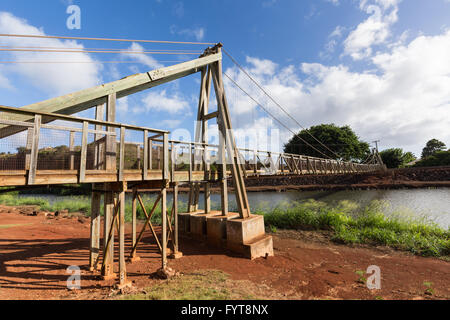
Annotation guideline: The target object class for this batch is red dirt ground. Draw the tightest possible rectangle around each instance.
[0,207,448,300]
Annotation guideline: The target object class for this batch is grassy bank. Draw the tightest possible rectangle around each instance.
[256,200,450,258]
[1,193,448,258]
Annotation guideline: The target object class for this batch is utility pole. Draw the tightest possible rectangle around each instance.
[372,140,380,153]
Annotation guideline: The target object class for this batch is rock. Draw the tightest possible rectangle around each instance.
[155,267,177,279]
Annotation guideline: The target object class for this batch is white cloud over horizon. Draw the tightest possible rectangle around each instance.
[225,28,450,156]
[0,11,102,97]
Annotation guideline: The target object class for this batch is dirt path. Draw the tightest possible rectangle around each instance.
[0,209,448,300]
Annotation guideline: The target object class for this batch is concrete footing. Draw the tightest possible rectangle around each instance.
[226,215,274,260]
[206,213,240,247]
[178,211,274,260]
[190,211,222,240]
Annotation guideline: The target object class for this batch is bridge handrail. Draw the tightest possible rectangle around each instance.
[0,105,169,134]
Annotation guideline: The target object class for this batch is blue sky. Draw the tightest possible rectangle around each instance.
[0,0,450,156]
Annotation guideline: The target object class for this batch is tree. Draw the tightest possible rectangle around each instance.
[379,148,416,168]
[421,139,446,158]
[283,124,370,161]
[415,150,450,167]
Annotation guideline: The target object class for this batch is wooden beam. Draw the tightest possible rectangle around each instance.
[0,53,222,138]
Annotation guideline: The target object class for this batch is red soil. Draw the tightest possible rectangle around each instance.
[0,208,448,300]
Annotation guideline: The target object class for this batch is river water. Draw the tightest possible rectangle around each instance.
[18,188,450,229]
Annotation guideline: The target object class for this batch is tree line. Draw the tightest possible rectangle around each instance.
[283,124,449,168]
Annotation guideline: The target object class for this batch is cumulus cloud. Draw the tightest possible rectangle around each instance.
[343,0,400,60]
[224,29,450,156]
[120,42,163,69]
[0,11,102,97]
[141,89,190,114]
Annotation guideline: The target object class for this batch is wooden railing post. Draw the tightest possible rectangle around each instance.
[118,126,125,181]
[28,115,41,185]
[79,121,88,183]
[143,130,148,180]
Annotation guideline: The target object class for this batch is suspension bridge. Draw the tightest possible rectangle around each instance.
[0,38,385,289]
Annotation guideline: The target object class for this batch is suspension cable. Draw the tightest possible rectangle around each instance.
[224,72,333,160]
[223,48,342,159]
[0,33,216,46]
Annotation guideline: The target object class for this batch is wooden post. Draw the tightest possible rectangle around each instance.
[219,128,228,216]
[173,183,179,254]
[171,142,175,183]
[118,184,127,287]
[69,131,75,171]
[25,128,33,171]
[131,189,137,259]
[211,57,250,219]
[149,139,153,170]
[143,130,148,180]
[28,115,41,185]
[102,190,115,279]
[136,144,141,170]
[106,93,117,171]
[161,186,167,269]
[79,121,88,183]
[89,191,101,271]
[94,104,105,170]
[119,126,125,181]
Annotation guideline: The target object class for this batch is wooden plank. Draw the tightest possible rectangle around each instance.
[28,115,41,185]
[203,111,218,121]
[79,121,88,183]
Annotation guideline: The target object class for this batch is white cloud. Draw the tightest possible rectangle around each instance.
[224,29,450,155]
[141,89,190,114]
[0,11,102,97]
[120,42,163,69]
[170,25,206,41]
[344,0,400,60]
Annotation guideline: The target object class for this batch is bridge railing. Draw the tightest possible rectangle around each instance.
[147,137,383,180]
[0,105,169,185]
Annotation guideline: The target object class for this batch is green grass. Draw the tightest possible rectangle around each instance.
[121,270,255,300]
[0,194,91,215]
[259,199,450,258]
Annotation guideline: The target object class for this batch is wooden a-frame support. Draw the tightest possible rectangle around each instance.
[187,45,251,219]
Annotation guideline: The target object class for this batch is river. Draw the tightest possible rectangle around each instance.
[17,188,450,229]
